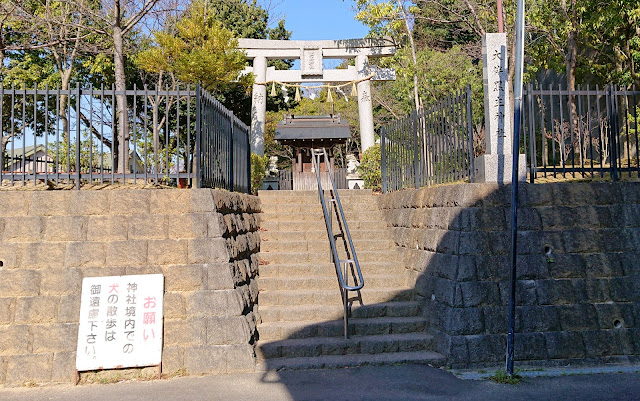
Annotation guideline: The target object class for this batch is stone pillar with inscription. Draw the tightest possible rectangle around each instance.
[250,56,267,155]
[475,33,526,183]
[356,55,375,153]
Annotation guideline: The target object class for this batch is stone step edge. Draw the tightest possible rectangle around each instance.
[255,351,445,372]
[258,301,420,312]
[257,332,433,349]
[257,315,427,329]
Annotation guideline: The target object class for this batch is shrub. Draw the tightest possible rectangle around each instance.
[358,145,381,190]
[250,153,269,195]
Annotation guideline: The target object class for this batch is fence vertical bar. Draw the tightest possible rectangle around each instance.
[186,87,191,186]
[89,87,94,185]
[411,110,420,189]
[75,84,81,189]
[596,85,604,178]
[100,85,105,185]
[111,85,115,185]
[165,85,170,182]
[632,86,639,178]
[608,85,618,181]
[577,84,585,177]
[559,84,566,177]
[44,84,49,183]
[381,126,387,193]
[33,84,38,186]
[229,111,234,192]
[132,85,137,184]
[55,84,60,185]
[244,128,250,194]
[466,85,475,182]
[586,84,600,178]
[143,86,148,184]
[195,85,202,188]
[22,84,26,186]
[623,88,632,178]
[527,83,536,183]
[175,85,181,185]
[0,85,4,179]
[10,84,15,186]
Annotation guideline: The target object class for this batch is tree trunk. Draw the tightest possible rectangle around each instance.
[396,0,422,111]
[565,0,579,166]
[59,70,71,168]
[113,22,129,174]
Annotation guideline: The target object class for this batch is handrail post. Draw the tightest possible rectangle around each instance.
[311,147,365,340]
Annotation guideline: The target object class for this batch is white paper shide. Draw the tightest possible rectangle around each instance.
[75,274,164,371]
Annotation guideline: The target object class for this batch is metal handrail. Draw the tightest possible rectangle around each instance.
[311,148,364,339]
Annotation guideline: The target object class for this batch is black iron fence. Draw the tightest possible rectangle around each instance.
[380,85,474,193]
[522,84,640,182]
[0,84,250,192]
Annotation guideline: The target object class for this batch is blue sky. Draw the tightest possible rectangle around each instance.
[268,0,369,40]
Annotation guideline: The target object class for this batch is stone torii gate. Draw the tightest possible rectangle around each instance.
[237,38,396,155]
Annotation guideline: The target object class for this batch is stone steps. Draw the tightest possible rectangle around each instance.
[259,301,421,322]
[257,332,435,360]
[259,287,415,307]
[258,316,427,341]
[261,229,394,242]
[260,220,387,232]
[256,189,442,371]
[261,211,388,222]
[259,250,400,264]
[258,274,407,291]
[258,262,406,278]
[256,351,445,371]
[260,239,396,253]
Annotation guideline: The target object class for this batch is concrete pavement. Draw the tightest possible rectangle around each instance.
[1,364,640,401]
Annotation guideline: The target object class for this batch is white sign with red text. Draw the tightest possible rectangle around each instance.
[75,274,164,371]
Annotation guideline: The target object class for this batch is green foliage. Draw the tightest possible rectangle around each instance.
[488,370,522,385]
[250,153,269,194]
[358,145,382,190]
[136,2,251,96]
[378,46,483,117]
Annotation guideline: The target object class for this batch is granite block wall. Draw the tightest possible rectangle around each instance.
[378,182,640,368]
[0,189,261,386]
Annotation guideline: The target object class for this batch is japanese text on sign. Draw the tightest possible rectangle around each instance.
[76,274,164,372]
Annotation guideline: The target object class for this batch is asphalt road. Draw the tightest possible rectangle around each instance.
[1,364,639,401]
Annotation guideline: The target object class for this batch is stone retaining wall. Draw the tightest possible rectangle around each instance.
[0,189,261,386]
[378,182,640,368]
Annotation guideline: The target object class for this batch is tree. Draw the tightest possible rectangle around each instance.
[136,0,250,171]
[353,0,422,110]
[70,0,163,173]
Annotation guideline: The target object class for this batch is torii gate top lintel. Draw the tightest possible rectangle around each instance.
[237,38,396,60]
[244,38,396,156]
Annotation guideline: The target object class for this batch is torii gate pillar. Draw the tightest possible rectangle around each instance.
[356,55,375,152]
[251,56,267,155]
[240,38,396,156]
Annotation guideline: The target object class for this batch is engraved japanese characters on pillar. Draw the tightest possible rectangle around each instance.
[301,48,322,76]
[475,33,525,183]
[250,56,267,155]
[483,33,512,155]
[356,54,375,152]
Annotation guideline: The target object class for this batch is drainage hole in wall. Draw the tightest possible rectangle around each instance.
[613,319,623,329]
[544,246,553,255]
[0,260,3,267]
